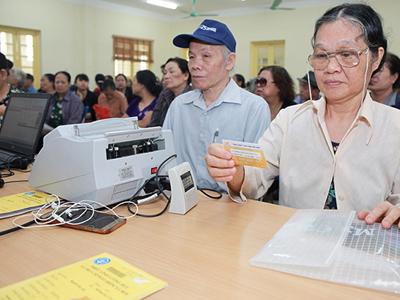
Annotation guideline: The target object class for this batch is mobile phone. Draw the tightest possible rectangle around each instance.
[51,207,126,234]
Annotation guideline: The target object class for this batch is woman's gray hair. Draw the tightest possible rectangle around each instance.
[311,3,387,74]
[9,68,27,89]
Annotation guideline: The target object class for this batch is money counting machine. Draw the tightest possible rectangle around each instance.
[29,118,176,206]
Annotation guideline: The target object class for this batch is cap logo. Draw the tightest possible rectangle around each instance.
[199,25,216,32]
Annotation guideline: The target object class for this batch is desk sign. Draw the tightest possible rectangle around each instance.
[0,253,167,299]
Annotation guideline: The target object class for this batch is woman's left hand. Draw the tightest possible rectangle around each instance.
[358,201,400,229]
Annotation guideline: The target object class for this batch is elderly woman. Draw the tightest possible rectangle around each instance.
[8,68,26,91]
[38,73,55,94]
[148,57,191,127]
[255,66,296,120]
[45,71,84,130]
[206,3,400,228]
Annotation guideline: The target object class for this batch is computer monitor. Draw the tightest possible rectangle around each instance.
[0,93,50,159]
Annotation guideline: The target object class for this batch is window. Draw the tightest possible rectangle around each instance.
[0,25,41,87]
[113,36,153,78]
[251,40,285,76]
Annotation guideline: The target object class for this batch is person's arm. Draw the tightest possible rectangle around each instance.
[148,91,166,127]
[162,100,174,129]
[121,94,129,118]
[358,163,400,228]
[65,98,84,124]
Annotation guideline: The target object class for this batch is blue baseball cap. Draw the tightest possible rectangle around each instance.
[173,19,236,52]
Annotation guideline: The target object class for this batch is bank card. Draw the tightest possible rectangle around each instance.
[223,140,267,168]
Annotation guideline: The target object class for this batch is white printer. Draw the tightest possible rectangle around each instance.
[29,118,176,206]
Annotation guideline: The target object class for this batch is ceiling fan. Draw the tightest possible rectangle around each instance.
[270,0,295,10]
[182,0,219,18]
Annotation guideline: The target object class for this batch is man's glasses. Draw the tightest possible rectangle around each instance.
[255,77,274,87]
[308,48,369,70]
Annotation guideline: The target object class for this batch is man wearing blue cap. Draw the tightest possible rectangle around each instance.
[163,19,270,192]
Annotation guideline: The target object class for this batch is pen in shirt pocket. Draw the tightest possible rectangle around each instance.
[212,128,219,143]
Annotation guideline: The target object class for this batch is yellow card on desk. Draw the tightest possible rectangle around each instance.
[224,140,268,168]
[0,191,57,219]
[0,253,167,300]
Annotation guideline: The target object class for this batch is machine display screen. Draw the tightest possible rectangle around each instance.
[181,171,194,192]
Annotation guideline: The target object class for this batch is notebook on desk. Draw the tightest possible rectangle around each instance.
[0,93,50,169]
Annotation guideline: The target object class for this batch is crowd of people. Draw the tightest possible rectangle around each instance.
[0,3,399,227]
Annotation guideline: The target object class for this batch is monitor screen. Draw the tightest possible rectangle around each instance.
[0,93,50,156]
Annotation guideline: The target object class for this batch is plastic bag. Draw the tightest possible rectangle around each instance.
[250,209,400,294]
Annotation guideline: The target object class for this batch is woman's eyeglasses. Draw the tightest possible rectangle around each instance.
[255,77,274,87]
[308,48,369,70]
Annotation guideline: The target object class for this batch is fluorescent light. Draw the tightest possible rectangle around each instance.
[146,0,178,10]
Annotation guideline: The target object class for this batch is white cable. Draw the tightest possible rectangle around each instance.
[11,195,139,230]
[307,71,313,100]
[361,48,370,107]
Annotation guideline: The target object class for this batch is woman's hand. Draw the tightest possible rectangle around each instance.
[205,143,244,193]
[358,201,400,229]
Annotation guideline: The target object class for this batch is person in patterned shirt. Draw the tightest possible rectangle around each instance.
[45,71,84,131]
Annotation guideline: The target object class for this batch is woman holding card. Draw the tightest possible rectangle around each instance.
[205,3,400,228]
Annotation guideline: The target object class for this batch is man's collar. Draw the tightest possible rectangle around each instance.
[182,78,242,106]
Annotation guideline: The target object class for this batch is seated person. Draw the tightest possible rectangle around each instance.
[255,66,296,120]
[74,73,98,122]
[95,79,128,119]
[148,57,192,127]
[127,70,161,127]
[45,71,84,130]
[23,73,37,93]
[115,73,134,103]
[93,73,105,97]
[369,52,400,108]
[232,73,246,88]
[206,4,400,228]
[8,68,26,92]
[295,71,320,103]
[38,73,55,94]
[163,19,270,192]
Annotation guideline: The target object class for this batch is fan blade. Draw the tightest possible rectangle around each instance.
[270,0,283,10]
[182,0,218,18]
[196,13,219,17]
[191,0,197,14]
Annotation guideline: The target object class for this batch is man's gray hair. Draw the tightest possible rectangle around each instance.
[222,45,232,61]
[221,45,235,72]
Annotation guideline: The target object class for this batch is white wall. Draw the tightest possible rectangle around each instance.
[168,0,400,83]
[1,0,399,89]
[0,0,176,86]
